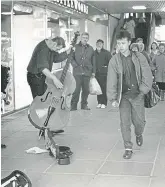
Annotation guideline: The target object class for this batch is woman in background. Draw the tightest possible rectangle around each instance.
[150,42,158,61]
[151,43,165,101]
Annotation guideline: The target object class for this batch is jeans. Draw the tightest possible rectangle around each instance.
[119,94,146,150]
[71,75,90,108]
[96,74,107,105]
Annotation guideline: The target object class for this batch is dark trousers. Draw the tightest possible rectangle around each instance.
[95,74,107,105]
[71,75,90,108]
[119,95,146,150]
[27,72,47,99]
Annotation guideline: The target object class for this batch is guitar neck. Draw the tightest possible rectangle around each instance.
[60,52,72,84]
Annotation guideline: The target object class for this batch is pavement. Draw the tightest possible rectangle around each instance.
[1,95,165,187]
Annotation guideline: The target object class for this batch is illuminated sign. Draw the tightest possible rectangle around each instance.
[47,0,88,14]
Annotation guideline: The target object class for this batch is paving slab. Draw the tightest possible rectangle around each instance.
[1,97,165,187]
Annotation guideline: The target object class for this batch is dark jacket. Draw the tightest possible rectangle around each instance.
[27,40,68,74]
[107,52,153,104]
[71,42,96,76]
[94,48,111,75]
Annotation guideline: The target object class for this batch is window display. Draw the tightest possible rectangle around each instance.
[1,2,14,114]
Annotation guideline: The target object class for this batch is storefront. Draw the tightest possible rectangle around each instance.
[1,1,14,114]
[1,0,109,114]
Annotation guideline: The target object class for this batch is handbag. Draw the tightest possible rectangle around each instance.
[144,82,160,108]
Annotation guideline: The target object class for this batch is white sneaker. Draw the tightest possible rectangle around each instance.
[101,104,106,109]
[96,104,102,108]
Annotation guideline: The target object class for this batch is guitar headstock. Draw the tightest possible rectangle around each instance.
[71,31,80,47]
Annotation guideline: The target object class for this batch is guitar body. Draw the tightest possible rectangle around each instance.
[28,70,76,131]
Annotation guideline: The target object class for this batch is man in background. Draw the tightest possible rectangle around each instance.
[94,39,111,109]
[70,32,96,111]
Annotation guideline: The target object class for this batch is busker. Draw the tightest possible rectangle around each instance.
[27,36,72,136]
[27,36,71,98]
[107,30,152,159]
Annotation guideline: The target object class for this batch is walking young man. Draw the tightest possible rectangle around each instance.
[70,32,96,111]
[107,30,152,159]
[94,39,111,109]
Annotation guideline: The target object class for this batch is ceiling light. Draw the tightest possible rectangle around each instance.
[132,6,146,10]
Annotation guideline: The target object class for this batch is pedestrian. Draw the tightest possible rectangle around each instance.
[151,43,165,101]
[107,30,152,159]
[123,16,136,39]
[94,39,111,109]
[70,32,96,111]
[27,37,71,99]
[150,42,158,61]
[137,42,151,66]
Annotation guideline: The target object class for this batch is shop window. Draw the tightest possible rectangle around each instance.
[13,4,47,109]
[1,1,14,114]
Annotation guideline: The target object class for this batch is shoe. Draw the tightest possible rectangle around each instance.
[1,144,6,149]
[123,150,133,159]
[97,104,102,108]
[81,106,90,110]
[136,135,143,146]
[101,104,106,109]
[70,105,77,111]
[70,108,77,111]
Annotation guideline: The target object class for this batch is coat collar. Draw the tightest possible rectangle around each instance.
[78,41,89,48]
[95,48,105,53]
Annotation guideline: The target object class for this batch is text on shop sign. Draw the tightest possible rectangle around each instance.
[48,0,88,14]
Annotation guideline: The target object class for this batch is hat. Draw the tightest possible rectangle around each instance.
[130,43,140,51]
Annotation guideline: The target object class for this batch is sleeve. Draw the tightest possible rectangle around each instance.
[150,56,157,71]
[132,20,136,27]
[106,56,118,102]
[54,51,68,63]
[92,49,96,74]
[70,50,78,68]
[138,53,153,94]
[36,48,50,72]
[143,51,152,66]
[106,51,112,66]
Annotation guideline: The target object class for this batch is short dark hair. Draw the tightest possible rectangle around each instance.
[96,39,104,44]
[52,36,66,48]
[81,32,89,37]
[151,42,158,49]
[116,30,131,41]
[159,43,165,48]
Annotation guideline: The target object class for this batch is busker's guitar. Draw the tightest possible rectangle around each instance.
[28,32,79,137]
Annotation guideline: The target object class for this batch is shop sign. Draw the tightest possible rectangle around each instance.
[47,0,88,14]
